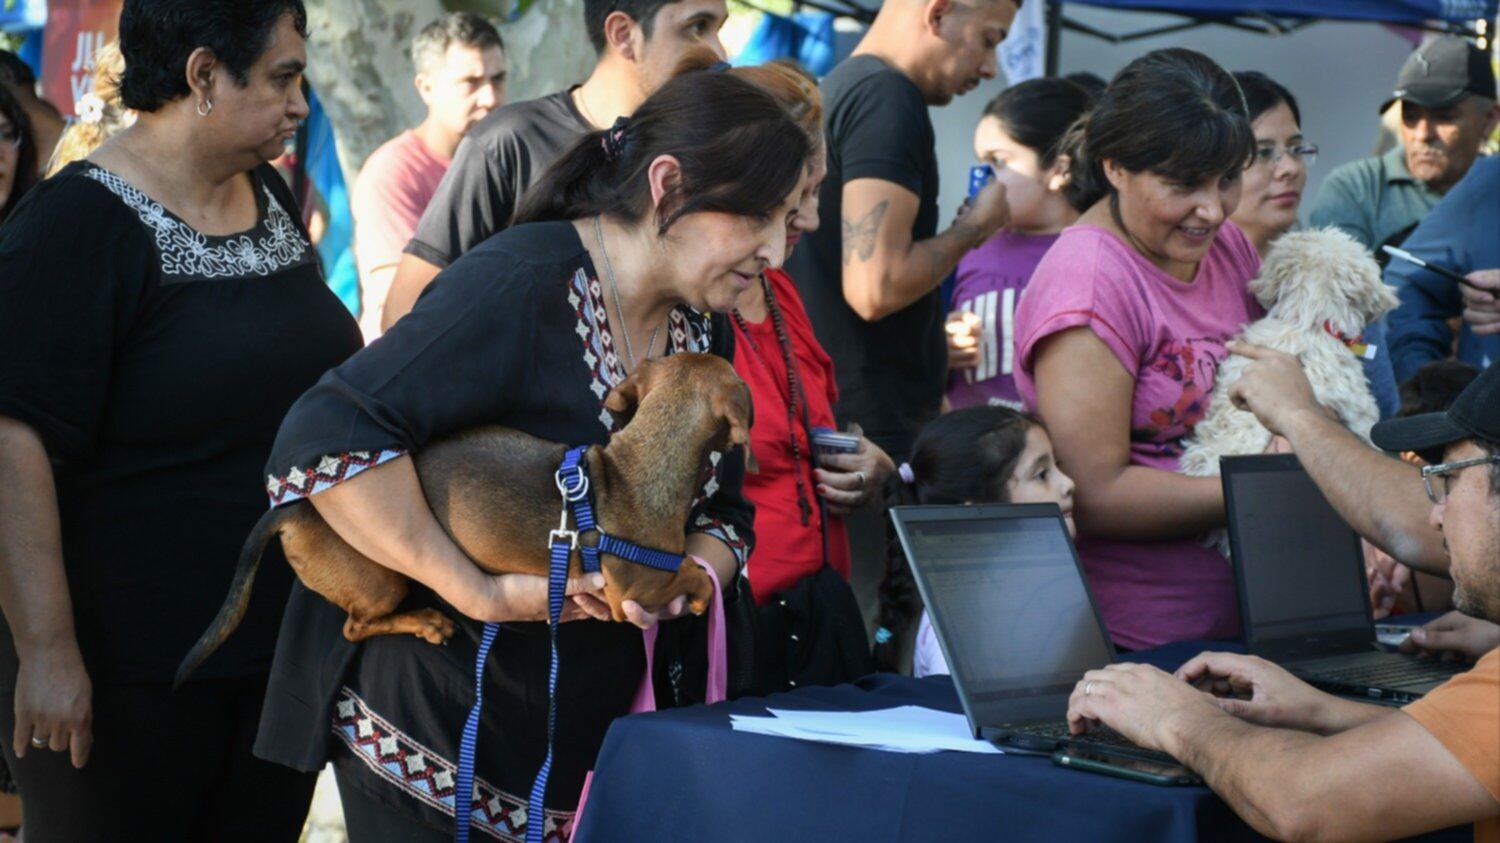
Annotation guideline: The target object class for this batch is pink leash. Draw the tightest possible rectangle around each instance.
[574,557,726,835]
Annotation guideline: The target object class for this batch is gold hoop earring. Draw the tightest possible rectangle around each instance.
[196,99,213,117]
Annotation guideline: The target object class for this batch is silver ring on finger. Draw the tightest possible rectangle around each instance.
[30,736,47,748]
[1084,680,1095,697]
[854,471,866,489]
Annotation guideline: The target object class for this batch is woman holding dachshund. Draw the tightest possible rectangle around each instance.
[0,1,354,838]
[252,62,805,840]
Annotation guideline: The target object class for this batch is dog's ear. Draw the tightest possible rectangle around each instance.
[712,384,756,472]
[604,376,643,423]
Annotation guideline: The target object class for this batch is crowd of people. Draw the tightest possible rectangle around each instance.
[0,0,1495,840]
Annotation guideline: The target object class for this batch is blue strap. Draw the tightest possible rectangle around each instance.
[597,534,685,572]
[524,514,572,843]
[453,621,499,843]
[556,448,600,575]
[453,444,689,843]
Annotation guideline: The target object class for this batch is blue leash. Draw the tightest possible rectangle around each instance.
[453,447,684,843]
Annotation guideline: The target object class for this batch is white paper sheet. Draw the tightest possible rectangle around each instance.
[728,706,1002,755]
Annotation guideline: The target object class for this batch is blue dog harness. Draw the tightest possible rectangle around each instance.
[454,446,686,843]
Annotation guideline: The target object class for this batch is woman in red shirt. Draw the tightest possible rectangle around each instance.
[729,62,894,692]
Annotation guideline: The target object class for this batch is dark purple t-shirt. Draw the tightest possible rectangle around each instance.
[946,231,1059,410]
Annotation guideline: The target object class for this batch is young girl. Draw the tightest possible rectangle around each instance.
[872,407,1075,676]
[946,78,1094,411]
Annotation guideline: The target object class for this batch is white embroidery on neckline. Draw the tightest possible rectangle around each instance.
[82,166,309,279]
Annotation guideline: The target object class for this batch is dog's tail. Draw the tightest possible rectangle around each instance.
[173,505,292,690]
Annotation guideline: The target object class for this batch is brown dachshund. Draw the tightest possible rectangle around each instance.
[175,353,754,688]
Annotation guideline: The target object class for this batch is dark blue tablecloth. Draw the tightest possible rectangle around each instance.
[573,638,1467,843]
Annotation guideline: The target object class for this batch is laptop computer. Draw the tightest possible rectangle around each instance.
[890,503,1198,783]
[1222,454,1465,704]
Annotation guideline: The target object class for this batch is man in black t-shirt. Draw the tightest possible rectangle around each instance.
[380,0,730,330]
[788,0,1018,463]
[787,0,1017,651]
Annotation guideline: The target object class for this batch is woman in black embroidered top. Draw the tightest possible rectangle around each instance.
[0,1,356,839]
[252,64,808,841]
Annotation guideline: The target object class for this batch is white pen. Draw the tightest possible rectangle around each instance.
[1381,245,1481,290]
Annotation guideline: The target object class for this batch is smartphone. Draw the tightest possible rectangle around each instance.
[810,428,860,457]
[1375,624,1413,648]
[968,164,995,198]
[1053,748,1202,787]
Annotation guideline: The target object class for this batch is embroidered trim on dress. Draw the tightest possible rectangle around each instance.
[332,688,573,843]
[690,513,749,571]
[266,449,407,505]
[82,166,310,280]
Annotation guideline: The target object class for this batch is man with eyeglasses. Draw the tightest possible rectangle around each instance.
[1309,36,1497,261]
[1058,354,1500,841]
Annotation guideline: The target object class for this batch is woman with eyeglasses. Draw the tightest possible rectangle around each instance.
[1231,71,1399,421]
[1228,72,1317,259]
[0,85,37,225]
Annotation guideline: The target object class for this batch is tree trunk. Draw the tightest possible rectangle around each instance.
[303,0,441,181]
[303,0,594,186]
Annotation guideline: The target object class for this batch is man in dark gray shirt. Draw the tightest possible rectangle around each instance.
[380,0,729,330]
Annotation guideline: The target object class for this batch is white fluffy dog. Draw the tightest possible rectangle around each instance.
[1180,227,1399,500]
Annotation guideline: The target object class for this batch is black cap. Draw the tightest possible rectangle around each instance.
[1380,35,1497,114]
[1372,363,1500,454]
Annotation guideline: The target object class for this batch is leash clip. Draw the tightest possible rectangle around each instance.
[548,505,578,550]
[555,464,589,502]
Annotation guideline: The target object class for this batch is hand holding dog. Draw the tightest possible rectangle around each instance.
[1226,342,1323,436]
[1460,269,1500,336]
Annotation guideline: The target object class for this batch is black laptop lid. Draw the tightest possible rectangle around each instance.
[1222,455,1375,659]
[890,504,1116,734]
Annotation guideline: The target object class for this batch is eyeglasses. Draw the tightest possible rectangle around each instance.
[0,125,20,151]
[1420,454,1500,505]
[1250,144,1318,169]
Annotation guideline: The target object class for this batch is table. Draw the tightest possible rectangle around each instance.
[572,640,1466,843]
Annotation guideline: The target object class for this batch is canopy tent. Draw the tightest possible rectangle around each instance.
[1045,0,1498,74]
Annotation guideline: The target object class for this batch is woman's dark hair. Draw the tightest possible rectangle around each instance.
[873,407,1041,673]
[0,84,37,223]
[1233,71,1301,126]
[1062,71,1107,98]
[514,53,810,234]
[981,77,1096,169]
[119,0,309,112]
[1064,48,1254,212]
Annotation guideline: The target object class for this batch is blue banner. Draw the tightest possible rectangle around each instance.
[1064,0,1497,26]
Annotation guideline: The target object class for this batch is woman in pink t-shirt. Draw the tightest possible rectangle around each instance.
[1014,48,1261,650]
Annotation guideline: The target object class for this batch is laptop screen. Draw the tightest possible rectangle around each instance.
[1223,456,1372,649]
[895,506,1113,719]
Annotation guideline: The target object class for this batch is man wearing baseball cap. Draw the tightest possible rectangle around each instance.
[1310,35,1498,257]
[1055,351,1499,841]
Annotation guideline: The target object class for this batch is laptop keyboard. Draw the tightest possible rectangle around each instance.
[1015,721,1139,750]
[1296,651,1466,688]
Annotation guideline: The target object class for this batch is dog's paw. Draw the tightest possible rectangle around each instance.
[411,608,457,644]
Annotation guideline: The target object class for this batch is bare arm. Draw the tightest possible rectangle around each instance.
[1069,659,1496,842]
[839,178,1007,322]
[1226,343,1448,574]
[358,264,398,337]
[1168,708,1496,841]
[380,253,444,332]
[309,454,609,624]
[1034,328,1224,540]
[0,416,92,767]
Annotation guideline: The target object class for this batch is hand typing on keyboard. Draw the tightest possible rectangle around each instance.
[1065,662,1221,756]
[1173,652,1351,733]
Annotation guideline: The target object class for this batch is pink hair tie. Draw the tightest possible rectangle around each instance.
[898,463,916,485]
